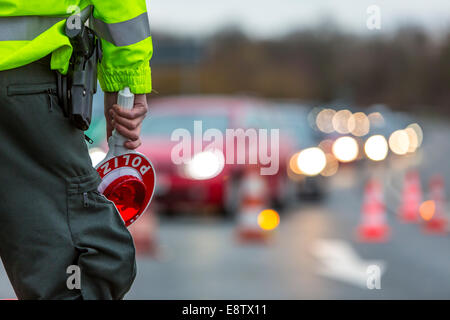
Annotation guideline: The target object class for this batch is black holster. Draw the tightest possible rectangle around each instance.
[57,8,102,131]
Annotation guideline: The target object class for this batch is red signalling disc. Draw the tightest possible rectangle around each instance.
[96,152,156,226]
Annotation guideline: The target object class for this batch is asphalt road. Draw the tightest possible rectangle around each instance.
[1,119,450,299]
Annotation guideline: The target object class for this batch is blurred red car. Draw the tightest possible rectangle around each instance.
[136,95,294,216]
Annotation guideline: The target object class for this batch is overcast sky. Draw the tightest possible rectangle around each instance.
[147,0,450,38]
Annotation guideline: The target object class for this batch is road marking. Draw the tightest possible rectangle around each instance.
[312,239,386,289]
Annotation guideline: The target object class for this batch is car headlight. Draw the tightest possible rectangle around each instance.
[332,136,359,163]
[364,135,388,161]
[388,130,410,155]
[185,150,225,180]
[296,147,327,176]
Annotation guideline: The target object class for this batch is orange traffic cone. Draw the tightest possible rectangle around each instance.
[398,170,422,223]
[128,209,160,257]
[235,168,271,243]
[357,178,390,242]
[422,175,448,234]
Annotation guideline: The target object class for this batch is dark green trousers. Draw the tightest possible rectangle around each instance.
[0,57,136,300]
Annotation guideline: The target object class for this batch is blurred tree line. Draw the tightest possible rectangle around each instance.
[150,25,450,114]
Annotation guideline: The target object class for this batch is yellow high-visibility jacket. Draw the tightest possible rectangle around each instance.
[0,0,153,94]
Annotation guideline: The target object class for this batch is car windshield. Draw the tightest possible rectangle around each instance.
[142,114,229,137]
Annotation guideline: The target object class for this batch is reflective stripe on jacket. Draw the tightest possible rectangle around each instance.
[0,0,153,94]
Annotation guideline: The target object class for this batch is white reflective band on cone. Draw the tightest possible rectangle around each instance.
[91,12,151,47]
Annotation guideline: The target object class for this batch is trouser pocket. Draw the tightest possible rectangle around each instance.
[7,83,59,113]
[1,81,94,179]
[66,170,137,300]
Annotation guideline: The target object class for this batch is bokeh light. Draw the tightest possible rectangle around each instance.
[289,152,302,175]
[368,112,385,128]
[316,109,336,133]
[307,107,322,130]
[420,200,435,221]
[321,153,339,177]
[405,127,419,153]
[364,135,389,161]
[348,112,370,137]
[388,130,410,155]
[407,123,423,148]
[186,150,225,180]
[257,209,280,231]
[318,139,334,154]
[332,136,359,163]
[296,147,327,176]
[332,109,352,134]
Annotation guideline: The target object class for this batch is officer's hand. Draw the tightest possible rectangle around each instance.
[104,92,148,149]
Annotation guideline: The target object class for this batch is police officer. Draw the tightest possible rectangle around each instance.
[0,1,153,299]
